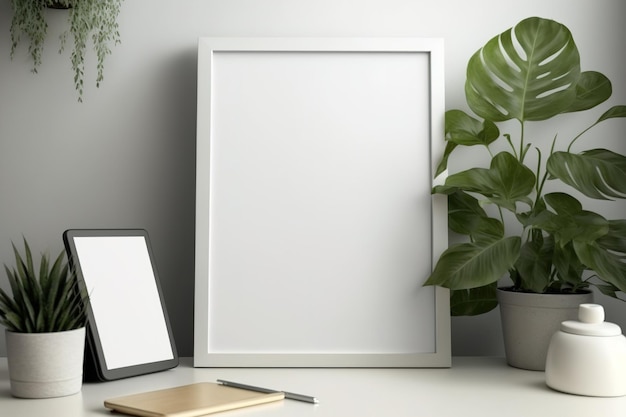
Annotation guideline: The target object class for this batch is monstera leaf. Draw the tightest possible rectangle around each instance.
[574,241,626,294]
[425,235,521,290]
[466,17,583,122]
[566,71,613,113]
[447,190,504,239]
[450,284,498,316]
[436,152,535,212]
[436,110,500,176]
[547,149,626,200]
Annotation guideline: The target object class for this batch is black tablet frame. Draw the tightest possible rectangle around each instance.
[63,229,178,381]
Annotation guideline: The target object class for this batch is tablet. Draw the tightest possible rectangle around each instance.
[63,229,178,381]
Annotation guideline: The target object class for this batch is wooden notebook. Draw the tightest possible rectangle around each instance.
[104,382,285,417]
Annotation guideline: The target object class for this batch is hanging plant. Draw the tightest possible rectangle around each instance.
[9,0,123,101]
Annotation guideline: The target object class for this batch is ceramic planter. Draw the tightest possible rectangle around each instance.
[496,288,593,371]
[5,327,86,398]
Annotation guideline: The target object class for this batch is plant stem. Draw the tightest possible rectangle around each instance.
[504,134,517,159]
[567,122,598,152]
[519,121,526,163]
[533,134,558,208]
[535,152,549,201]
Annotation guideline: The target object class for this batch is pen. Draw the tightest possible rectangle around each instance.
[217,379,319,404]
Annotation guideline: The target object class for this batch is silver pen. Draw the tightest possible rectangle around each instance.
[217,379,319,404]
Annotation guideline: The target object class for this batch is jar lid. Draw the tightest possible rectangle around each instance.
[561,304,622,337]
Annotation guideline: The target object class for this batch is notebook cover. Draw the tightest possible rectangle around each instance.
[104,382,285,417]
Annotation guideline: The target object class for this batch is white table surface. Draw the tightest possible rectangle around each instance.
[1,357,625,416]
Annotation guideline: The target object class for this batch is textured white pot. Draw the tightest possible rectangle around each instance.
[497,288,593,371]
[5,327,86,398]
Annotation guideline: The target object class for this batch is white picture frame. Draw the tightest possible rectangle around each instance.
[194,37,449,367]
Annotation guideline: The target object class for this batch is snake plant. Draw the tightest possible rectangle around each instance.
[0,239,86,333]
[424,17,626,315]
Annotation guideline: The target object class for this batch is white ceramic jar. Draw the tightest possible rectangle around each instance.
[545,304,626,397]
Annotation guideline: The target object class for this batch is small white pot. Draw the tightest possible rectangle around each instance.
[546,304,626,397]
[5,327,86,398]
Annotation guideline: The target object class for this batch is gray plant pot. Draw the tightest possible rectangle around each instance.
[5,327,86,398]
[496,288,593,371]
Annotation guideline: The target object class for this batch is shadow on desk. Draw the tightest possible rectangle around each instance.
[0,367,10,398]
[528,380,550,392]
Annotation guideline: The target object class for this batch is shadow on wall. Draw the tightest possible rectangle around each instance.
[452,310,504,356]
[137,47,199,357]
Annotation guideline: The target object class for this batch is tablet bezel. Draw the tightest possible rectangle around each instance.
[63,228,178,381]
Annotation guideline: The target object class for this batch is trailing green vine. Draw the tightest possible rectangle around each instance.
[9,0,123,101]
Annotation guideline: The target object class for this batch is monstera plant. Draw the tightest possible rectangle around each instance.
[425,17,626,316]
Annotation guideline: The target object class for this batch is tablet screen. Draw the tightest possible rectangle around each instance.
[64,229,178,380]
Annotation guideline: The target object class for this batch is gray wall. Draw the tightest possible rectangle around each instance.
[1,0,625,357]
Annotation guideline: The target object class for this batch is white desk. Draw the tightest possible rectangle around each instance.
[1,357,625,416]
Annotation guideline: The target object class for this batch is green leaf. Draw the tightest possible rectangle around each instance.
[516,195,547,228]
[23,238,35,277]
[1,240,86,332]
[597,220,626,253]
[39,253,50,294]
[552,242,585,288]
[3,312,25,333]
[565,71,612,113]
[0,287,21,331]
[450,284,498,316]
[597,105,626,123]
[515,232,553,293]
[435,140,457,178]
[12,242,29,282]
[425,236,521,290]
[49,277,73,331]
[465,17,580,122]
[547,149,626,200]
[447,190,504,239]
[441,152,535,211]
[436,110,501,177]
[594,282,625,301]
[574,241,626,294]
[544,192,583,215]
[4,266,23,309]
[445,110,500,147]
[538,193,609,245]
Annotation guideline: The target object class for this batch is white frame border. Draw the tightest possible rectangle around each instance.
[194,37,449,367]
